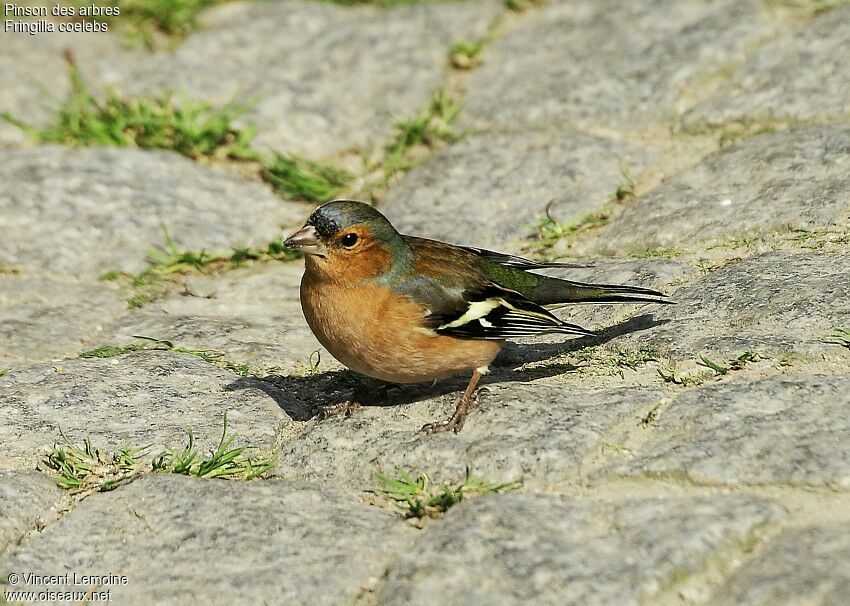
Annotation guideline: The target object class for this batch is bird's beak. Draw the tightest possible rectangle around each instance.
[284,224,326,256]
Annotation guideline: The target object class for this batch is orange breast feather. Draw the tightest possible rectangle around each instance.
[300,276,502,383]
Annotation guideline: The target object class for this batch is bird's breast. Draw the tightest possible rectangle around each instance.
[299,272,502,383]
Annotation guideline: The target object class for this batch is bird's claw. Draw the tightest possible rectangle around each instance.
[419,417,465,435]
[474,386,492,401]
[316,400,362,420]
[419,384,492,435]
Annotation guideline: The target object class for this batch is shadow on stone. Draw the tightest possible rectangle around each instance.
[225,376,321,421]
[497,313,669,370]
[227,313,668,421]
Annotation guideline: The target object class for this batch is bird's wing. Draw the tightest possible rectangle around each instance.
[426,283,596,340]
[397,237,593,340]
[402,235,672,308]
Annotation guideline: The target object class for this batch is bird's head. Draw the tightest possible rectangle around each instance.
[284,200,409,281]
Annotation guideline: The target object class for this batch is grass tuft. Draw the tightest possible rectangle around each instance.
[776,351,795,367]
[529,161,636,257]
[727,351,762,370]
[127,291,165,309]
[1,55,257,161]
[639,402,662,427]
[140,231,303,274]
[449,13,504,72]
[811,0,850,12]
[697,351,762,376]
[0,264,23,275]
[574,345,661,377]
[118,226,300,308]
[629,246,681,260]
[791,228,850,250]
[612,161,637,202]
[659,352,762,386]
[608,346,658,372]
[373,465,521,519]
[79,343,148,358]
[42,430,150,493]
[152,412,274,480]
[307,350,323,376]
[263,153,352,203]
[505,0,547,11]
[98,270,122,282]
[657,365,702,387]
[144,237,217,273]
[42,413,273,495]
[326,0,426,5]
[697,354,729,375]
[2,57,362,206]
[763,0,849,16]
[707,233,759,251]
[114,0,221,35]
[80,335,251,376]
[383,90,462,180]
[534,203,611,252]
[449,39,486,69]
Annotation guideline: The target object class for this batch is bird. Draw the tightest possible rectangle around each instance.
[284,200,671,434]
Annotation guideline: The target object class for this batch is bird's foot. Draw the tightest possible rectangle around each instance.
[316,400,362,420]
[419,384,490,435]
[419,392,480,435]
[419,414,466,435]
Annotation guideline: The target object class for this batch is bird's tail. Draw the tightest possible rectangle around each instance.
[531,275,673,306]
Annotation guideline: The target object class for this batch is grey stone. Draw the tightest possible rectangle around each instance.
[602,375,850,488]
[118,0,501,159]
[101,261,337,376]
[0,472,63,554]
[0,275,127,368]
[379,492,785,605]
[276,382,661,488]
[710,525,850,606]
[617,253,850,360]
[683,5,850,134]
[588,127,850,253]
[0,146,308,277]
[383,131,656,251]
[461,0,774,133]
[0,350,299,471]
[0,474,416,604]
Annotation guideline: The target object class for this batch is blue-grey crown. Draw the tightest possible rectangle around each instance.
[307,200,394,238]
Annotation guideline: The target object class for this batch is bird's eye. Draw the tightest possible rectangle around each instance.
[341,233,359,248]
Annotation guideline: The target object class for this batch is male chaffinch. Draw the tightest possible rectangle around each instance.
[284,200,670,434]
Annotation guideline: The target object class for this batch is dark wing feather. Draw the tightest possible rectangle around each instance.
[458,245,590,270]
[427,284,595,341]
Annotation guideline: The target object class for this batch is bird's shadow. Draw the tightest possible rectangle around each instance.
[227,313,668,421]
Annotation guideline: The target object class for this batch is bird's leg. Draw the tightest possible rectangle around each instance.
[420,369,483,435]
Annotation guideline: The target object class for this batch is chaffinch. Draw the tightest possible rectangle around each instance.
[284,200,670,434]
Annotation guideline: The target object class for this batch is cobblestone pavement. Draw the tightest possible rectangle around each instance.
[1,1,849,604]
